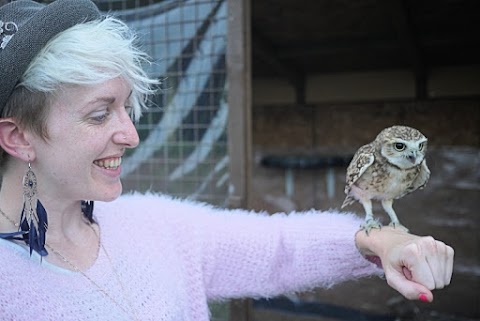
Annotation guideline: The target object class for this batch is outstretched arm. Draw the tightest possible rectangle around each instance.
[355,226,454,302]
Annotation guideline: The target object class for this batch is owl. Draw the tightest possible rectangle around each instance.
[341,125,430,234]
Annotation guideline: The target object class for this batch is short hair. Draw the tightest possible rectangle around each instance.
[1,16,158,169]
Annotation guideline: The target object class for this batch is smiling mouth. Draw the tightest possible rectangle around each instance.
[93,157,122,169]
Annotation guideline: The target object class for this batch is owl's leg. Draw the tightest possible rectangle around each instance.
[359,199,382,235]
[381,199,409,232]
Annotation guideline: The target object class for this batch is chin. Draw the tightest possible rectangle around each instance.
[92,183,123,202]
[101,194,122,202]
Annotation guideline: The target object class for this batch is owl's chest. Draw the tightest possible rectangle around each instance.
[356,163,419,199]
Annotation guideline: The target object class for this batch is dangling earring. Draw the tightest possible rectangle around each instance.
[20,162,48,256]
[81,200,94,223]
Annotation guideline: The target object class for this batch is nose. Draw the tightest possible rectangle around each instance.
[114,112,140,148]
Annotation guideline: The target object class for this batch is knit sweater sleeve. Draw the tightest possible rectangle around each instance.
[116,193,383,301]
[198,208,383,300]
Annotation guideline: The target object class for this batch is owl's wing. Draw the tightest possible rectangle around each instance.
[405,159,431,195]
[344,143,375,195]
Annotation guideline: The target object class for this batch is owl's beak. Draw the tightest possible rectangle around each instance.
[407,150,417,164]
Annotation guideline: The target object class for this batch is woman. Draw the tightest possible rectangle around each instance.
[0,0,453,320]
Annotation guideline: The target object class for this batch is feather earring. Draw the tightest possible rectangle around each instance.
[81,200,94,223]
[20,162,48,256]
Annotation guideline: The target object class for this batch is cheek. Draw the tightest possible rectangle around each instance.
[382,147,395,157]
[419,151,427,160]
[50,125,100,152]
[42,138,96,174]
[388,150,397,157]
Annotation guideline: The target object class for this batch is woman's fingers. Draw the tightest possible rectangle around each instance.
[426,239,447,289]
[355,226,454,302]
[412,237,454,290]
[383,235,454,301]
[402,239,436,290]
[445,245,455,285]
[384,264,433,301]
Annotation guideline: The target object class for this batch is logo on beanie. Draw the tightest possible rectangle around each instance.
[0,20,18,50]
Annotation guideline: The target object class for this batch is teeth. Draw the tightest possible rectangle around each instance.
[94,157,122,169]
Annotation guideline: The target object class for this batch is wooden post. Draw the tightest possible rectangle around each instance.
[226,0,252,216]
[226,0,252,320]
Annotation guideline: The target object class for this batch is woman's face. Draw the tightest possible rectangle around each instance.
[30,77,139,203]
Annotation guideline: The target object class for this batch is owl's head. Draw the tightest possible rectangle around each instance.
[377,125,428,169]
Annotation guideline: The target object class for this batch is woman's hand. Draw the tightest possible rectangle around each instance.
[355,227,454,302]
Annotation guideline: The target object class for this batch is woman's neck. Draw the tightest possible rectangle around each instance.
[0,167,89,244]
[0,164,100,270]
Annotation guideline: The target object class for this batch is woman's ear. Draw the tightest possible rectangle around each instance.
[0,118,34,162]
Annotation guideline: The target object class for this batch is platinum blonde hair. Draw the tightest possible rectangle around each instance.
[0,16,158,169]
[21,16,157,120]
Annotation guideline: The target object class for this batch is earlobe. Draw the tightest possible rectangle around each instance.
[0,118,34,162]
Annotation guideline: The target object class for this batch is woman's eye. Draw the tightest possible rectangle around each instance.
[90,111,110,123]
[394,142,406,151]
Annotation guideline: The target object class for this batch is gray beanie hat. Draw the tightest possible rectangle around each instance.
[0,0,101,112]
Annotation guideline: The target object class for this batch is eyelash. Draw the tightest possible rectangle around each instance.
[90,105,134,124]
[90,111,111,123]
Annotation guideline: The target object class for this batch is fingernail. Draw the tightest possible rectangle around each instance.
[419,293,429,302]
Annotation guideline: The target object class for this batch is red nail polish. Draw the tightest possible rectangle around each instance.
[419,293,429,302]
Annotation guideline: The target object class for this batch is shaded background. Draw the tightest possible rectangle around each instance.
[247,1,479,319]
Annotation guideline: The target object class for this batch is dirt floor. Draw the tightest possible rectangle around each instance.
[248,146,479,321]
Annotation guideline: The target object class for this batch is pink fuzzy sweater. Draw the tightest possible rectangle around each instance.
[0,193,382,320]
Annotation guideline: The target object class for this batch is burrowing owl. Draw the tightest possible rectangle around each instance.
[341,125,430,234]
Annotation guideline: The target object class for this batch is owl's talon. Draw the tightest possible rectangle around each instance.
[360,219,382,236]
[389,221,409,232]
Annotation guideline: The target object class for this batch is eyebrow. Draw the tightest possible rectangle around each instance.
[83,90,133,109]
[87,96,116,105]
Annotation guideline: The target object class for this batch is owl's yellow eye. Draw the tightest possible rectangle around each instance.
[419,142,424,150]
[394,142,406,151]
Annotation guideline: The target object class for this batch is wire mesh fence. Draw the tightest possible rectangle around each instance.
[92,0,230,205]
